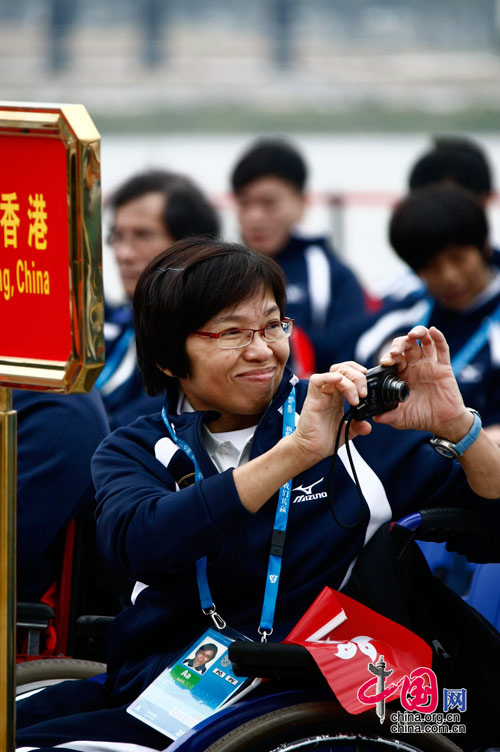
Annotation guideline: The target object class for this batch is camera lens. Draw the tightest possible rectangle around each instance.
[382,375,410,406]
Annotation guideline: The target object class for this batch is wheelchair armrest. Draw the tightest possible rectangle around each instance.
[396,507,490,541]
[17,602,55,626]
[228,640,326,683]
[17,602,56,656]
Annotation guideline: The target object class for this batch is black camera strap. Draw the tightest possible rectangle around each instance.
[327,410,367,529]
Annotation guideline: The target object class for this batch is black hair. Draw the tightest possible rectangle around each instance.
[108,169,220,240]
[134,238,287,395]
[408,136,493,198]
[231,138,307,194]
[389,184,490,272]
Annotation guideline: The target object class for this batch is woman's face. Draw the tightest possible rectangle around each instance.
[175,289,290,432]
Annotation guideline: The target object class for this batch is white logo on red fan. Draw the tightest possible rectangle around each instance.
[321,635,377,661]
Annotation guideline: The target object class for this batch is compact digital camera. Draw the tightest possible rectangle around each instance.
[349,364,410,421]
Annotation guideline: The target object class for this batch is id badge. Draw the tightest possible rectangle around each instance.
[127,626,254,740]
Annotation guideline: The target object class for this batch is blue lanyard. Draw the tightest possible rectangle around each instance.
[96,326,135,390]
[417,298,500,375]
[258,388,296,639]
[161,387,296,640]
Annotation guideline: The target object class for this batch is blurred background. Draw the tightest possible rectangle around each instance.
[2,0,500,303]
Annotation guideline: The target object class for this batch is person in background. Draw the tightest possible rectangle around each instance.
[230,138,376,373]
[353,183,500,446]
[357,163,500,597]
[382,134,498,303]
[99,168,220,429]
[409,135,494,208]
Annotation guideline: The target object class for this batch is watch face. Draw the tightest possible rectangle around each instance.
[430,410,481,460]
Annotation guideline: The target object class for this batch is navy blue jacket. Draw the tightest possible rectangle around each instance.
[91,367,490,703]
[353,276,500,427]
[15,388,110,602]
[277,234,369,371]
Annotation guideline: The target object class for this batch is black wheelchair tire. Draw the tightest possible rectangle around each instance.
[202,700,463,752]
[16,658,106,697]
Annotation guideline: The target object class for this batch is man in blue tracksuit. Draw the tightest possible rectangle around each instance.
[99,169,220,429]
[231,138,375,372]
[16,239,500,751]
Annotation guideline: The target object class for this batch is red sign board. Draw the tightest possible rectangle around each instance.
[0,135,72,362]
[0,103,103,392]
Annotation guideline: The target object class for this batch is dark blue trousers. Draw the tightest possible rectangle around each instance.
[16,677,170,750]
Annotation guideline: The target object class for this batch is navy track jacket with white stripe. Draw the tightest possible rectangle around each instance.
[354,279,500,427]
[277,234,368,370]
[91,367,494,703]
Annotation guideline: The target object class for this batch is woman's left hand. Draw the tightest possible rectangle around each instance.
[374,324,500,499]
[374,325,471,438]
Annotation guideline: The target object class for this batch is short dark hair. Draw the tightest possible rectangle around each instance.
[408,136,493,198]
[231,139,307,194]
[134,238,287,395]
[108,169,220,240]
[389,184,490,272]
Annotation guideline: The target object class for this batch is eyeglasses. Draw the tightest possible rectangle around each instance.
[106,229,168,250]
[192,318,294,350]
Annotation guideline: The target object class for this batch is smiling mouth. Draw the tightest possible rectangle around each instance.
[237,368,275,380]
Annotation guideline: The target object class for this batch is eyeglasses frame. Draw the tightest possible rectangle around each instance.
[192,317,294,349]
[106,228,169,250]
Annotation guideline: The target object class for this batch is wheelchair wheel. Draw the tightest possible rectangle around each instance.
[202,700,463,752]
[265,738,460,752]
[16,658,106,698]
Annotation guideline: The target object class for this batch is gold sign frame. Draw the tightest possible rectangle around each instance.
[0,102,104,393]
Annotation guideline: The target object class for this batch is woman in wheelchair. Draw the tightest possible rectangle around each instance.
[16,238,500,752]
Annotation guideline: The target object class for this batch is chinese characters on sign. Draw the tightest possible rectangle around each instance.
[28,194,48,250]
[0,193,20,249]
[0,192,49,301]
[0,135,72,363]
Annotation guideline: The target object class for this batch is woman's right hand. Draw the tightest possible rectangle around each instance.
[290,362,372,467]
[234,362,372,514]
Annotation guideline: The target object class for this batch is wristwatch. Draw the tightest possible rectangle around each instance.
[430,409,482,459]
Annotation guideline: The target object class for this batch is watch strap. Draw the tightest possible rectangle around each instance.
[430,409,482,459]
